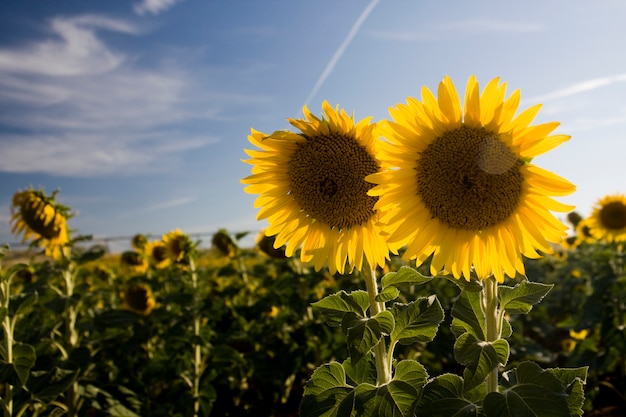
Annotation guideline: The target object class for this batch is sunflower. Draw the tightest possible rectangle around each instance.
[144,240,170,269]
[131,233,148,251]
[368,76,575,283]
[585,194,626,243]
[120,250,148,276]
[256,229,287,259]
[211,229,237,258]
[162,229,193,262]
[123,283,156,315]
[241,101,395,274]
[10,189,70,260]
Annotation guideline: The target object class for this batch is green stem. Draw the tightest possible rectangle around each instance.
[190,257,202,417]
[483,277,500,393]
[362,262,391,385]
[1,277,13,417]
[61,249,79,417]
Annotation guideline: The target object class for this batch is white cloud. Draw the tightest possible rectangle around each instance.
[525,74,626,103]
[0,14,270,177]
[134,0,182,16]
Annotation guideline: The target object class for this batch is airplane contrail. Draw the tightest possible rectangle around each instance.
[525,73,626,104]
[299,0,381,114]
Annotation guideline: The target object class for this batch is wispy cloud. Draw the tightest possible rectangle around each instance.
[525,74,626,103]
[301,0,380,110]
[134,0,182,16]
[367,17,544,42]
[0,14,268,177]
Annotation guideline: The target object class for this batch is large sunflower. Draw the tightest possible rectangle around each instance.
[241,101,394,274]
[10,189,70,259]
[585,194,626,243]
[368,76,575,283]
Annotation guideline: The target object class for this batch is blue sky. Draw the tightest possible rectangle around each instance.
[1,0,625,251]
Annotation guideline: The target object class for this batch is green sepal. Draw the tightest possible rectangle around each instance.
[418,374,480,417]
[390,295,444,346]
[454,333,509,391]
[312,290,370,327]
[381,266,434,289]
[498,281,553,315]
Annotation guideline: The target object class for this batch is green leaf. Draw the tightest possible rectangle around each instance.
[451,291,485,339]
[3,263,30,283]
[13,343,36,386]
[375,286,400,303]
[483,362,571,417]
[9,291,38,316]
[73,244,107,265]
[354,360,428,417]
[342,355,377,386]
[454,333,509,391]
[94,309,142,328]
[346,317,384,365]
[498,281,553,315]
[300,362,356,417]
[312,290,370,327]
[418,374,480,417]
[547,367,588,417]
[374,311,395,335]
[390,295,444,345]
[381,266,434,289]
[28,366,79,403]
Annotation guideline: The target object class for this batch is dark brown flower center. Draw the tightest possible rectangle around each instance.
[416,125,524,231]
[599,201,626,230]
[288,132,379,230]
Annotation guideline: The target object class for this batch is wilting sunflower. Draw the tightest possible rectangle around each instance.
[11,189,71,260]
[144,240,170,269]
[585,194,626,243]
[368,76,575,283]
[123,283,156,315]
[162,229,193,262]
[212,229,237,258]
[241,101,395,274]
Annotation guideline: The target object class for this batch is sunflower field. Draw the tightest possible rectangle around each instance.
[2,76,626,417]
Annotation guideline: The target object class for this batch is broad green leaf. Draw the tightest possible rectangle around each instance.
[547,367,588,417]
[9,291,38,316]
[381,266,434,289]
[451,291,485,339]
[375,286,400,303]
[393,360,429,390]
[342,355,377,386]
[390,295,444,345]
[346,317,384,365]
[28,366,79,403]
[483,362,571,417]
[94,309,142,328]
[418,374,480,417]
[3,263,30,283]
[300,362,356,417]
[312,290,370,327]
[498,281,553,315]
[354,380,419,417]
[374,311,395,335]
[13,343,36,386]
[72,244,107,265]
[454,333,509,391]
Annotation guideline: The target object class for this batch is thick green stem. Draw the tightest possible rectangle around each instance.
[483,277,500,393]
[362,263,391,385]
